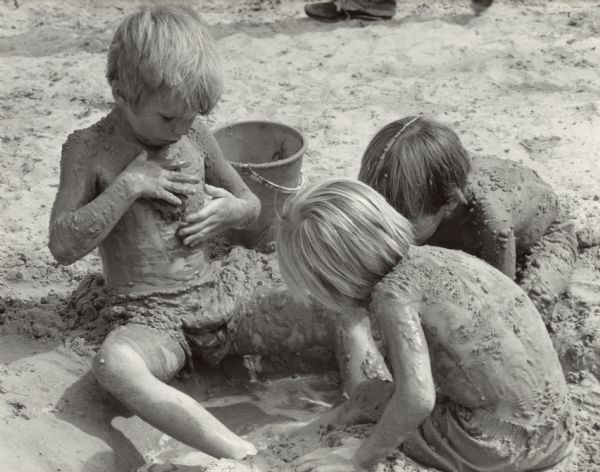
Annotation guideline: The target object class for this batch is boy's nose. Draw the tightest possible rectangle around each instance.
[172,116,194,136]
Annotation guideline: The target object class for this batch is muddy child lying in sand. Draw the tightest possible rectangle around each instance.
[48,5,338,464]
[359,115,578,322]
[275,178,575,472]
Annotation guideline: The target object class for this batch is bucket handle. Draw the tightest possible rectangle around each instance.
[240,166,305,193]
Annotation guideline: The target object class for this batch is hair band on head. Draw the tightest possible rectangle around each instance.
[376,115,422,169]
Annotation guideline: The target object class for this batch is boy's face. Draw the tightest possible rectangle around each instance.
[411,209,445,244]
[121,91,197,147]
[411,201,459,244]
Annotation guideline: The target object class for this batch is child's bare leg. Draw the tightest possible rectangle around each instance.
[231,288,390,395]
[518,221,578,323]
[231,287,336,356]
[93,324,255,459]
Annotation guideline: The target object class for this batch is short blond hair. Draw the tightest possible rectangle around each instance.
[359,116,470,219]
[106,5,222,115]
[276,178,413,312]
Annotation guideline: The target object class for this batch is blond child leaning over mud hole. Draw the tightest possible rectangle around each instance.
[275,178,575,472]
[359,115,578,324]
[48,5,351,465]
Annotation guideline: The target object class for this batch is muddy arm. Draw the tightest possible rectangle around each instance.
[48,136,138,265]
[192,122,260,228]
[353,293,435,469]
[478,201,516,279]
[335,309,391,396]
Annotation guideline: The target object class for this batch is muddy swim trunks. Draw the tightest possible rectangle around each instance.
[341,380,575,472]
[401,398,575,472]
[101,246,282,366]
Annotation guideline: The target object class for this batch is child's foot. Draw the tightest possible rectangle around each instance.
[304,2,394,22]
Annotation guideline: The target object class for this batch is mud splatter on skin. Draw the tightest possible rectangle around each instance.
[48,108,260,298]
[426,156,578,319]
[2,2,600,471]
[375,245,569,426]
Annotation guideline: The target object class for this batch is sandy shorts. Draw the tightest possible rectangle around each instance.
[402,398,575,472]
[345,380,575,472]
[101,246,281,367]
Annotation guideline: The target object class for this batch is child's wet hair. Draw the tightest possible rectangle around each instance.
[106,5,222,115]
[359,116,470,219]
[276,178,413,312]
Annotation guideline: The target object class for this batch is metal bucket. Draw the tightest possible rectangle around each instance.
[213,121,306,251]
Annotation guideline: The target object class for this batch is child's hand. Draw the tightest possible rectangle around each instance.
[295,438,365,472]
[121,152,201,205]
[178,184,253,246]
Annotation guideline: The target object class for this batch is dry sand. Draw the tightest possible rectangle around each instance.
[1,0,599,471]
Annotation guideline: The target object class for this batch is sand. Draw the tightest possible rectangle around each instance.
[1,0,599,471]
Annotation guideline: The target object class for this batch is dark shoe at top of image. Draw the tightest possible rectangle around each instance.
[304,1,395,22]
[472,0,494,14]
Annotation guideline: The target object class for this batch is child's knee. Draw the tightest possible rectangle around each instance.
[93,341,145,390]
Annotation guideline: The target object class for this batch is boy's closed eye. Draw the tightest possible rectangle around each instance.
[160,114,176,123]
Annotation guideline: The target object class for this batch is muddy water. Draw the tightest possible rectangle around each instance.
[135,247,600,472]
[136,369,344,471]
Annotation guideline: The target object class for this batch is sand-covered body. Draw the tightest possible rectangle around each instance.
[429,156,562,257]
[427,156,578,319]
[50,109,219,295]
[1,1,600,471]
[377,245,568,424]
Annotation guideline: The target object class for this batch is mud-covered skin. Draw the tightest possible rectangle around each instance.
[49,106,265,458]
[426,156,577,321]
[375,245,569,424]
[49,107,258,295]
[330,245,574,470]
[330,309,391,396]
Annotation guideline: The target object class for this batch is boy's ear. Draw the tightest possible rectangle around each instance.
[110,81,127,108]
[442,200,459,217]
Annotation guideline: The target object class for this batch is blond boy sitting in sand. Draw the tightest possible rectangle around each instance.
[276,178,574,472]
[49,5,340,463]
[359,116,578,322]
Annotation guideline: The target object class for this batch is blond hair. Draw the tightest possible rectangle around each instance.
[106,5,222,115]
[359,116,470,219]
[276,178,413,312]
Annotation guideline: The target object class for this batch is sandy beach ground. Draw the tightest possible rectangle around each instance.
[1,0,600,471]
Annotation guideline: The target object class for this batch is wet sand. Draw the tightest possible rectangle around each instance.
[1,1,599,471]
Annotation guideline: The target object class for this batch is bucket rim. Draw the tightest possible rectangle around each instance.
[212,120,307,170]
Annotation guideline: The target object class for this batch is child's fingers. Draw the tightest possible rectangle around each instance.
[183,223,220,246]
[161,159,191,170]
[179,219,211,237]
[156,189,182,206]
[181,204,216,224]
[165,171,201,184]
[162,181,198,196]
[204,184,232,198]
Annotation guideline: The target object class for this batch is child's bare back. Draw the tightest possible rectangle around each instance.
[359,117,577,320]
[428,156,561,270]
[275,179,574,472]
[378,244,568,424]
